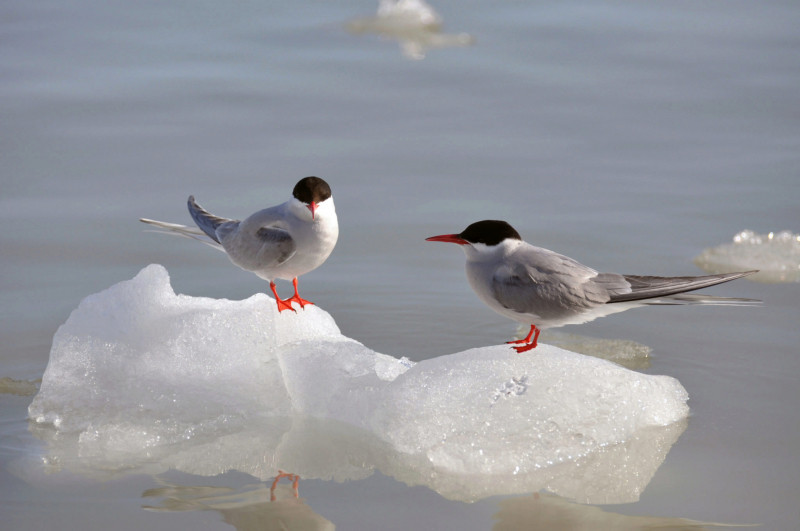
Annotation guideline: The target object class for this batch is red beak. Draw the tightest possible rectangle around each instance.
[425,233,469,245]
[307,201,317,220]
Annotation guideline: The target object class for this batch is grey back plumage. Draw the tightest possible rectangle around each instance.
[489,246,610,320]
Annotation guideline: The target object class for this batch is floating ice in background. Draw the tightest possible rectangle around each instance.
[346,0,474,60]
[695,230,800,283]
[26,265,689,502]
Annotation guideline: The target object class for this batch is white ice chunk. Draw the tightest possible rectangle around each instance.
[27,265,689,502]
[695,229,800,283]
[371,345,686,476]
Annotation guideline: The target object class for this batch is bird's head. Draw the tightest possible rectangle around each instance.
[426,220,522,259]
[291,176,333,221]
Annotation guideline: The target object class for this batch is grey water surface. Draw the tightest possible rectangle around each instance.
[2,1,799,529]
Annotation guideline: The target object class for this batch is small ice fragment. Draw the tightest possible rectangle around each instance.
[695,229,800,283]
[346,0,474,60]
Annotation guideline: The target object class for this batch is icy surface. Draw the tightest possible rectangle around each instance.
[27,265,689,502]
[695,229,800,283]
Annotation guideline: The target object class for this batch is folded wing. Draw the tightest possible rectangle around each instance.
[606,271,758,303]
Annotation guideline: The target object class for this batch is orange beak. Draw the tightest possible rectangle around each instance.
[307,201,317,220]
[425,234,469,245]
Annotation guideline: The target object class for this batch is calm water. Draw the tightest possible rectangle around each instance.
[2,0,799,529]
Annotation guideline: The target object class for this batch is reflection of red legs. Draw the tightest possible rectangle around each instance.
[270,470,300,501]
[286,277,313,309]
[506,324,540,353]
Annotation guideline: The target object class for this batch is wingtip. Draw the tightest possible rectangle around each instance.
[719,269,759,279]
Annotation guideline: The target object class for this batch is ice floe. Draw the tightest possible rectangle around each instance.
[26,264,689,502]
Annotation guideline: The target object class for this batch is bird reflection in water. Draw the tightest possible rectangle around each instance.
[142,471,334,531]
[270,470,299,501]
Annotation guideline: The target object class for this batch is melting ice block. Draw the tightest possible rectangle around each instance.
[695,229,800,283]
[27,265,689,502]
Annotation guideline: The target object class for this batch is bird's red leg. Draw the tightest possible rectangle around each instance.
[286,277,314,309]
[507,325,540,353]
[269,282,296,313]
[270,470,301,501]
[506,325,536,344]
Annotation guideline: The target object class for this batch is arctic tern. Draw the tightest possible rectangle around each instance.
[427,220,757,352]
[141,176,338,312]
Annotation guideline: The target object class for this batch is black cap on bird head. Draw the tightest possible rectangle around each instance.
[293,176,331,219]
[293,176,332,205]
[459,220,522,246]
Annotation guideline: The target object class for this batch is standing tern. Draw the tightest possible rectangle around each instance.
[426,220,758,352]
[140,176,338,312]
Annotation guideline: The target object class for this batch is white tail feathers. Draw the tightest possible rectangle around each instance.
[139,218,224,251]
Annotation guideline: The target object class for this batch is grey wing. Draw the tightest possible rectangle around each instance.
[609,271,756,302]
[606,271,757,303]
[220,204,297,269]
[253,226,297,265]
[491,247,610,319]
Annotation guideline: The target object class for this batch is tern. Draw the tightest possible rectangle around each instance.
[141,176,338,312]
[426,220,757,352]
